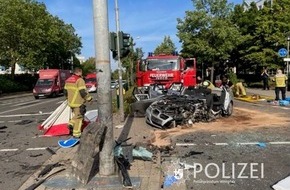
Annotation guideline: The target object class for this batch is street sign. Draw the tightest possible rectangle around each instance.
[278,48,288,57]
[284,58,290,62]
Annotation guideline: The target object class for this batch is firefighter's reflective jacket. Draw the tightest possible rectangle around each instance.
[64,74,92,108]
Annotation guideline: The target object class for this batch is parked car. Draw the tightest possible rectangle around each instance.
[111,81,119,89]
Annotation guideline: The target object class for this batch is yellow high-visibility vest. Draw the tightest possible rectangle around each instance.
[65,75,88,107]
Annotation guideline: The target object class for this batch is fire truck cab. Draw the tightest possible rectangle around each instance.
[136,52,197,89]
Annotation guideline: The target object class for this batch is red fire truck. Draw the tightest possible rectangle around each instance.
[136,52,197,89]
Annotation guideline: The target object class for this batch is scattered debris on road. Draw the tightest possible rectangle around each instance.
[15,120,33,125]
[150,107,289,147]
[0,126,8,130]
[38,163,63,178]
[45,147,56,155]
[29,154,43,158]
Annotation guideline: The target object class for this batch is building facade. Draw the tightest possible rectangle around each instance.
[243,0,270,11]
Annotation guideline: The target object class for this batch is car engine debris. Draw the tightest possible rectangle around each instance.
[145,95,209,129]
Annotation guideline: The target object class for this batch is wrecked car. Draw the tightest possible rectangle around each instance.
[145,86,233,129]
[131,83,184,117]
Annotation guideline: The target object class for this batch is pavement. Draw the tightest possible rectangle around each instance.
[13,87,290,190]
[19,115,163,190]
[246,88,290,99]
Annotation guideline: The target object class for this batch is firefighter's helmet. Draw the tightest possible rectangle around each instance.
[202,81,210,87]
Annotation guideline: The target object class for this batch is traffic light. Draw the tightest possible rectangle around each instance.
[109,32,118,60]
[109,32,117,51]
[109,31,131,59]
[118,31,131,58]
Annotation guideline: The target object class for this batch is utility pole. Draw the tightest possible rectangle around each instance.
[93,0,115,175]
[210,65,214,83]
[287,36,290,75]
[115,0,125,122]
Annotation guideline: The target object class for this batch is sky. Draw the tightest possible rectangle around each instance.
[39,0,242,70]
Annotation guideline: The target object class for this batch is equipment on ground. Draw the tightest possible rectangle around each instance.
[33,69,71,99]
[38,100,98,136]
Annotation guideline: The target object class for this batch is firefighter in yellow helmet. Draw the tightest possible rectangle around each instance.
[64,67,92,138]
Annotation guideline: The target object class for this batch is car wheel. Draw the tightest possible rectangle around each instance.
[34,96,39,99]
[51,92,57,98]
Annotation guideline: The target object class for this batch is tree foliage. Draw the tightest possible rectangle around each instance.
[82,57,95,76]
[121,39,144,85]
[154,36,176,55]
[231,0,290,73]
[177,0,242,72]
[177,0,290,76]
[0,0,82,77]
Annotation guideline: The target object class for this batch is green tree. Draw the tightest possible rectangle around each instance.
[82,57,95,76]
[177,0,242,81]
[111,69,119,81]
[0,0,82,78]
[121,38,144,86]
[231,1,290,73]
[154,36,176,55]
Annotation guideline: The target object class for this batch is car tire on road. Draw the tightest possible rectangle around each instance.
[34,96,39,99]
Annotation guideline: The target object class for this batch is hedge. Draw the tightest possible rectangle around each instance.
[0,74,39,93]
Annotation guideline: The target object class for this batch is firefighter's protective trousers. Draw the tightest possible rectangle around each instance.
[64,75,92,138]
[68,107,83,138]
[235,82,246,96]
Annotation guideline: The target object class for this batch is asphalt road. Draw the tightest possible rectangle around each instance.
[0,93,99,190]
[1,93,290,190]
[162,101,290,190]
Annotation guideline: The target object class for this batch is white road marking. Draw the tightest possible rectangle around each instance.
[0,112,52,118]
[0,99,57,115]
[0,147,58,152]
[0,102,14,106]
[176,141,290,146]
[175,143,197,146]
[0,121,4,123]
[0,98,33,106]
[214,143,229,146]
[26,147,48,151]
[8,120,22,123]
[237,142,259,145]
[2,141,290,153]
[0,149,18,152]
[56,101,64,104]
[11,100,40,107]
[269,141,290,145]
